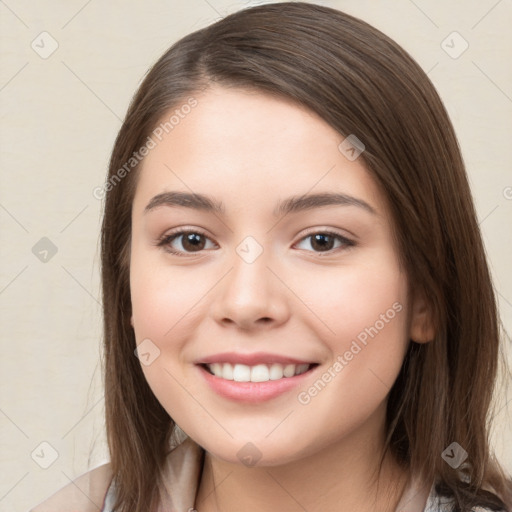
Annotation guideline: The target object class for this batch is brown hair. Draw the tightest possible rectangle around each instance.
[100,2,512,511]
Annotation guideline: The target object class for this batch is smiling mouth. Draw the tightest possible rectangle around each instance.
[201,362,319,383]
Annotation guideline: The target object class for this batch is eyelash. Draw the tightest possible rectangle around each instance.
[156,228,356,257]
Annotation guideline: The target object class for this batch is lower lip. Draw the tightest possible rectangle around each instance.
[197,364,317,403]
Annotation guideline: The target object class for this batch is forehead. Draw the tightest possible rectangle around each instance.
[132,86,385,217]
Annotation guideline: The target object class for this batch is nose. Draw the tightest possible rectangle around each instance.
[210,248,290,331]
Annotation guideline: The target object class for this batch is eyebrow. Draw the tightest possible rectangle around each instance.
[144,191,377,217]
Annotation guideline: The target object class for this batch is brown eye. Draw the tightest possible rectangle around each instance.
[179,232,206,252]
[157,230,216,256]
[295,231,355,254]
[310,233,336,252]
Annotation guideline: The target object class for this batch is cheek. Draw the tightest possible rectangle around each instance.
[294,256,410,398]
[131,271,195,339]
[130,241,207,344]
[129,258,203,417]
[129,246,217,406]
[297,256,408,343]
[292,259,409,422]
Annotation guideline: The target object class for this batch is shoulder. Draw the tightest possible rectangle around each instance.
[29,462,113,512]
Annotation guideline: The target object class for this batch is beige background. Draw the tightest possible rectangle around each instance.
[0,0,511,510]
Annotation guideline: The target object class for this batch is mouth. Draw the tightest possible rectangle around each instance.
[200,362,318,383]
[196,355,320,403]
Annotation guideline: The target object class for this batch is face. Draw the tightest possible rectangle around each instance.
[129,86,421,467]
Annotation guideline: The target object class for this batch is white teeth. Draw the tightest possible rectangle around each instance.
[251,364,270,382]
[233,364,251,382]
[222,363,234,380]
[295,363,310,375]
[206,362,312,382]
[210,363,223,376]
[283,364,295,377]
[269,363,284,380]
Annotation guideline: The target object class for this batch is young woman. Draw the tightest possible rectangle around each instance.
[31,2,511,511]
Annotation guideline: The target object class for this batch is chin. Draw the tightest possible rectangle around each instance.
[196,432,314,468]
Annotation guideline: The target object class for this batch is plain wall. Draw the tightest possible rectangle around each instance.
[0,1,511,510]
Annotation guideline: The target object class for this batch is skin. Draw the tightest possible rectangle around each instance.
[129,86,433,512]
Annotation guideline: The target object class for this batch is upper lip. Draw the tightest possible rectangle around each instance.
[196,352,317,366]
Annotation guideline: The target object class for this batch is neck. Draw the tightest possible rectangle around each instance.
[195,408,409,512]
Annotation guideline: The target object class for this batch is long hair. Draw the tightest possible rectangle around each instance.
[100,3,512,510]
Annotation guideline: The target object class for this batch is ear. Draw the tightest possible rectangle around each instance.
[409,290,435,343]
